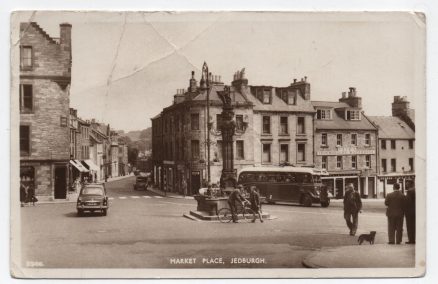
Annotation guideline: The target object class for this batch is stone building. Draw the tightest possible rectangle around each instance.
[89,120,111,182]
[151,67,316,195]
[19,22,72,200]
[152,70,255,195]
[369,96,415,197]
[312,88,378,199]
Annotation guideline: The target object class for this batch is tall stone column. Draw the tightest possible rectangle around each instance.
[218,86,237,188]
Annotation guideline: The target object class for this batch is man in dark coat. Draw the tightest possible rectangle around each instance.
[343,183,362,236]
[385,183,406,244]
[404,181,416,244]
[249,186,263,223]
[228,185,246,223]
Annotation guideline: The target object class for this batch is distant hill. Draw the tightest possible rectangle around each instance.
[121,127,152,152]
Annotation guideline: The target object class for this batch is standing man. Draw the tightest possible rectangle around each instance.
[404,181,415,244]
[249,186,263,223]
[228,184,246,223]
[385,183,406,244]
[343,183,362,236]
[182,178,187,197]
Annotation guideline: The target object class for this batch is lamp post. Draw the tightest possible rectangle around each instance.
[202,62,211,185]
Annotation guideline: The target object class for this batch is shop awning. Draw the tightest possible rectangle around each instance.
[83,159,100,171]
[69,160,89,173]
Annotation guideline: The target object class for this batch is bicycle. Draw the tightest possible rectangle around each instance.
[217,201,255,223]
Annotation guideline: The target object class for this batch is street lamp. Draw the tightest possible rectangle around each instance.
[202,62,212,185]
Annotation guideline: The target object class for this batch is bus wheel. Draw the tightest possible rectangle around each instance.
[320,201,330,208]
[302,195,312,207]
[267,200,276,205]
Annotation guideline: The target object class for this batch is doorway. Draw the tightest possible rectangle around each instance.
[54,166,67,199]
[191,171,201,195]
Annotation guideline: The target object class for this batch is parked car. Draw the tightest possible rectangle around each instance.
[77,183,109,216]
[133,174,149,191]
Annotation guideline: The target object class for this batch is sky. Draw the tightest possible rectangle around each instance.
[13,11,425,131]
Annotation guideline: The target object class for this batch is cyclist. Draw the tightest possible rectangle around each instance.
[249,186,263,223]
[228,184,246,223]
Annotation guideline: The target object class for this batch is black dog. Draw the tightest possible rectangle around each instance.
[357,231,376,245]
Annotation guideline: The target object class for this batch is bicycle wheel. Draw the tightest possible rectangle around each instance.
[241,208,256,223]
[218,208,232,223]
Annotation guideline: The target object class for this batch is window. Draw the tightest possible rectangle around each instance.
[391,140,396,149]
[409,158,414,171]
[191,113,199,130]
[216,114,222,131]
[337,134,343,146]
[346,110,360,120]
[322,156,328,169]
[321,133,327,146]
[280,116,288,134]
[263,90,271,104]
[381,159,387,172]
[409,140,414,149]
[20,46,32,69]
[262,116,271,134]
[262,144,271,163]
[365,134,371,146]
[20,125,30,155]
[366,155,371,168]
[351,155,357,169]
[191,140,200,159]
[19,84,33,112]
[316,109,331,120]
[336,156,343,169]
[297,117,305,134]
[287,91,296,105]
[351,133,357,146]
[297,144,305,162]
[216,140,223,161]
[391,158,396,172]
[280,144,289,163]
[381,139,386,150]
[236,140,244,160]
[236,115,244,132]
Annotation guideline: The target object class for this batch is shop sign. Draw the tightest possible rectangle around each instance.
[317,146,375,156]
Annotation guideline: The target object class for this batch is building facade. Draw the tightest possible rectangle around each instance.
[19,22,72,200]
[312,88,378,199]
[151,68,316,196]
[369,96,415,197]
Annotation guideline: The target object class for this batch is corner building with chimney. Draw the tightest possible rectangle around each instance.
[151,68,315,195]
[312,88,378,199]
[19,22,72,200]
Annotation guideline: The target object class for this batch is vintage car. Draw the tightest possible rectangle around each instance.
[133,173,150,191]
[77,183,109,216]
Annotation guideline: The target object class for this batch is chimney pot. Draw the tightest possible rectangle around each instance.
[304,76,307,82]
[293,79,297,83]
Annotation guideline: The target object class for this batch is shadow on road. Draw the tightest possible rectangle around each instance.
[64,212,105,218]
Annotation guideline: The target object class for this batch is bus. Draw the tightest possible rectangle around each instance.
[237,166,331,207]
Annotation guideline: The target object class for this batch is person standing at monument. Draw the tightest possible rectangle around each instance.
[228,185,246,223]
[249,186,263,223]
[404,181,416,244]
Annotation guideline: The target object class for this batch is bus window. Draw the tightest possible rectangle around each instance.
[312,175,321,183]
[268,173,277,182]
[296,173,311,183]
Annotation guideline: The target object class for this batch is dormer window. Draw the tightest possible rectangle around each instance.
[263,90,271,104]
[278,89,296,105]
[346,110,360,120]
[252,87,272,104]
[316,109,331,120]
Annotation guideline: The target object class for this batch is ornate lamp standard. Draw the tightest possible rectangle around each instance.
[202,62,212,184]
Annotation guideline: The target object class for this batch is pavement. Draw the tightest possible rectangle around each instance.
[302,243,415,268]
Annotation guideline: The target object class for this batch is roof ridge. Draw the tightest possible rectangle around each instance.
[30,22,58,45]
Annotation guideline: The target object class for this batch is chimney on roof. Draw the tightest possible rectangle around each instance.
[231,68,249,92]
[339,87,362,108]
[293,79,297,83]
[392,96,415,130]
[60,23,72,64]
[189,71,197,92]
[289,76,311,100]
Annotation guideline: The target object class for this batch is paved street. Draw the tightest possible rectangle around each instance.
[20,177,411,269]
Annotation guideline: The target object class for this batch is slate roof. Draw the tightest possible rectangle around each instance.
[246,88,315,113]
[192,84,249,104]
[312,101,377,131]
[368,116,415,139]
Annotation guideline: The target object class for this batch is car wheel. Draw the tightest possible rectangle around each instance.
[302,194,312,207]
[321,201,330,207]
[77,209,83,217]
[102,209,107,216]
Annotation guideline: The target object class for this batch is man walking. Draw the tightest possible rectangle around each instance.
[343,183,362,236]
[405,181,416,244]
[228,185,246,223]
[385,183,406,244]
[249,186,263,223]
